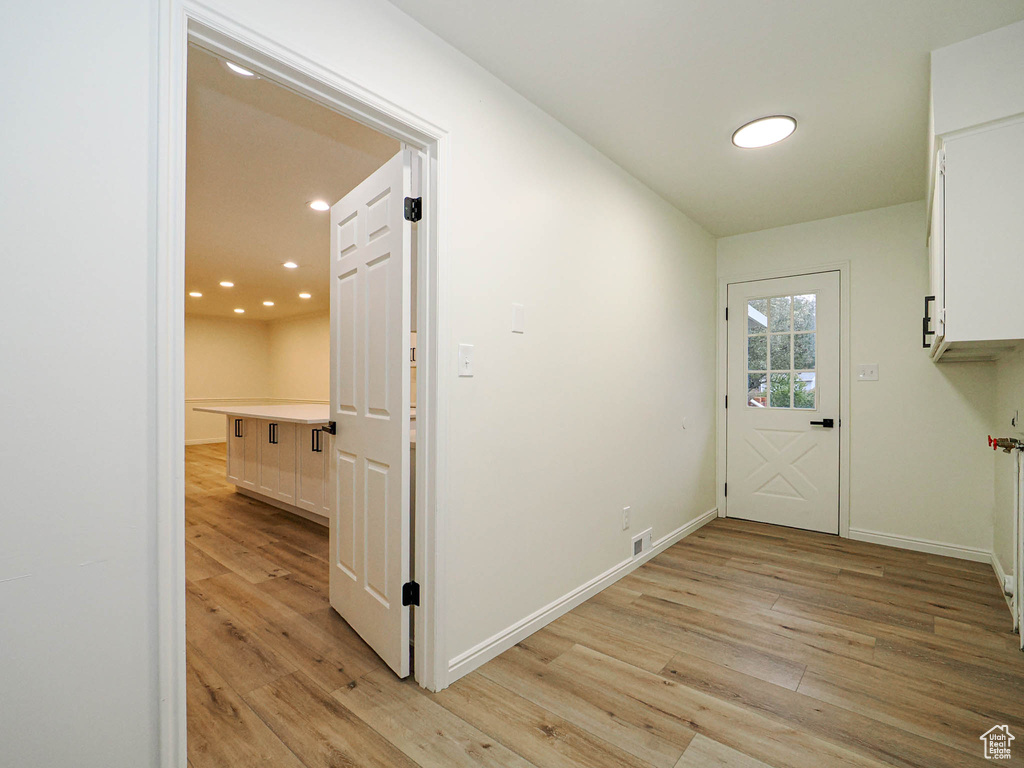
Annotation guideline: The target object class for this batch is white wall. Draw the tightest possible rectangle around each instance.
[718,202,996,556]
[993,348,1024,576]
[185,316,274,442]
[267,311,330,401]
[184,313,330,443]
[3,1,718,761]
[0,1,158,766]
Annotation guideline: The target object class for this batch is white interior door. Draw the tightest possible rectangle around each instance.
[726,272,840,534]
[329,149,414,677]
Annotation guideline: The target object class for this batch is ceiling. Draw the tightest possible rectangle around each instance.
[186,46,399,318]
[387,0,1024,236]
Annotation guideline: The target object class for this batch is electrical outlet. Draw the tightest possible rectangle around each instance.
[622,506,631,530]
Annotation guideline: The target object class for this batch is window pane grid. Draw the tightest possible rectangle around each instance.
[745,293,817,410]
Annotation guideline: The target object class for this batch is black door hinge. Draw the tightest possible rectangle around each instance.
[402,581,420,606]
[725,307,728,321]
[724,483,727,497]
[725,395,728,409]
[404,197,422,222]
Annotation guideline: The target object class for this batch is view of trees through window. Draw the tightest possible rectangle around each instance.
[746,293,816,409]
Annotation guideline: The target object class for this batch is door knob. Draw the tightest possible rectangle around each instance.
[809,418,834,428]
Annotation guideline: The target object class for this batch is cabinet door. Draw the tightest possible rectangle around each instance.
[276,422,296,504]
[226,417,245,485]
[944,120,1024,343]
[297,425,326,514]
[241,418,260,490]
[928,151,945,346]
[258,420,280,497]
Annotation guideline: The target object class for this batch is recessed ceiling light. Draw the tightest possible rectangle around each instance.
[283,261,298,269]
[219,281,234,287]
[298,292,311,299]
[308,200,330,212]
[225,61,256,77]
[732,115,797,149]
[263,301,275,306]
[234,308,245,314]
[189,292,202,298]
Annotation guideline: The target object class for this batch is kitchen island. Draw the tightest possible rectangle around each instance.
[194,404,332,524]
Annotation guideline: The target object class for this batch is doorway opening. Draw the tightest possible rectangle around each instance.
[157,13,447,766]
[718,266,851,537]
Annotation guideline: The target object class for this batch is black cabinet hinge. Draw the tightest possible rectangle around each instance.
[402,581,420,606]
[725,395,728,409]
[724,483,727,497]
[725,307,728,321]
[404,197,422,222]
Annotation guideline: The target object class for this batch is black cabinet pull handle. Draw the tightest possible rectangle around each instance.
[922,295,935,349]
[311,428,322,453]
[234,418,243,438]
[810,418,835,428]
[269,423,278,444]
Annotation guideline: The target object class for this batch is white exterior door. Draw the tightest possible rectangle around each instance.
[328,150,414,677]
[726,272,840,534]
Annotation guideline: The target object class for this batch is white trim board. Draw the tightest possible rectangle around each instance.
[447,508,718,683]
[991,551,1015,619]
[185,397,329,405]
[236,488,328,527]
[848,527,992,563]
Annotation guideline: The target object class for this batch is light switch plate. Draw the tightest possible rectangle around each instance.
[857,363,879,381]
[511,303,525,334]
[458,343,474,377]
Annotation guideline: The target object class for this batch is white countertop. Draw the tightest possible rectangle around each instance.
[193,404,331,424]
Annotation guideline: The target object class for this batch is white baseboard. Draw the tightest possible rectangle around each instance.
[446,507,718,684]
[236,488,328,527]
[848,527,991,563]
[992,552,1015,616]
[185,437,227,446]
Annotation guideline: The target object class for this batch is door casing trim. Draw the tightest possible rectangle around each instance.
[155,3,452,765]
[716,263,851,538]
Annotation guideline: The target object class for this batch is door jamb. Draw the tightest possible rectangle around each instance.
[155,3,451,766]
[716,263,851,538]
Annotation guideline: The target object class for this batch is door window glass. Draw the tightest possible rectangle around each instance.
[746,293,817,409]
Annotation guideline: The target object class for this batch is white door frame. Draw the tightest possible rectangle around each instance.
[154,2,451,766]
[716,262,851,537]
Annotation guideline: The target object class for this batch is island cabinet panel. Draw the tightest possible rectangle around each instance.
[226,417,260,490]
[297,424,329,517]
[258,420,297,504]
[242,418,260,491]
[226,417,244,485]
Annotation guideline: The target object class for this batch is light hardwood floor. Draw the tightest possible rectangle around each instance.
[186,443,1024,767]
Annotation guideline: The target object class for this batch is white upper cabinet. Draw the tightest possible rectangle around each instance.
[927,22,1024,362]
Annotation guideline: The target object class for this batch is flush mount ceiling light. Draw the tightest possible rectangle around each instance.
[189,292,202,298]
[263,301,275,306]
[298,292,311,299]
[732,115,797,149]
[225,61,256,77]
[282,261,298,269]
[234,308,245,314]
[308,200,330,212]
[219,281,234,287]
